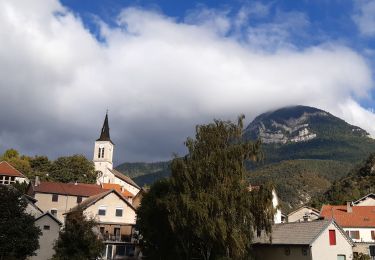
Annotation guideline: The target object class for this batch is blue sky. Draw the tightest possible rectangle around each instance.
[1,0,375,162]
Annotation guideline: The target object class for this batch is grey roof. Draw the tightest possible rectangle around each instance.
[97,113,113,144]
[35,212,62,226]
[254,220,348,246]
[110,168,140,189]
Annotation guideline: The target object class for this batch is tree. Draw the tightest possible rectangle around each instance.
[0,185,41,260]
[1,149,32,177]
[49,155,97,183]
[137,116,274,259]
[136,179,180,259]
[53,210,104,260]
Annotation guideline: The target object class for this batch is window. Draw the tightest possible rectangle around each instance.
[52,194,58,202]
[302,248,308,256]
[98,207,106,216]
[337,255,346,260]
[115,208,123,217]
[101,148,105,158]
[329,230,336,245]
[77,196,82,203]
[100,227,105,234]
[349,230,360,240]
[371,231,375,240]
[284,247,290,256]
[43,225,50,230]
[51,209,57,216]
[98,148,101,158]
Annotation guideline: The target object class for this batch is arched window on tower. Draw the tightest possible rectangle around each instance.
[98,148,101,158]
[101,148,105,158]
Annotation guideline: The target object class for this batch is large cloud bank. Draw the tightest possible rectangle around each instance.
[0,0,374,162]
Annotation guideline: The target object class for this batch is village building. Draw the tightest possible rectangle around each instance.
[321,203,375,255]
[287,206,320,223]
[67,189,137,259]
[352,193,375,206]
[27,180,107,222]
[93,113,141,196]
[30,212,62,260]
[252,219,354,260]
[0,161,28,185]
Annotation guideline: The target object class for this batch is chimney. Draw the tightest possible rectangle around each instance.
[74,181,78,185]
[347,201,352,213]
[34,176,40,187]
[121,186,125,192]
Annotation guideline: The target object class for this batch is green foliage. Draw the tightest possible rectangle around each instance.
[49,155,96,183]
[136,179,179,259]
[1,149,97,184]
[137,116,274,260]
[53,210,104,260]
[0,185,41,259]
[248,159,353,212]
[311,153,375,208]
[354,253,371,260]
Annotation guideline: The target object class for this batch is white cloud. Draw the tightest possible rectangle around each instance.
[0,0,374,162]
[353,0,375,36]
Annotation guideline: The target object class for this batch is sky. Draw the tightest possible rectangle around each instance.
[1,0,375,164]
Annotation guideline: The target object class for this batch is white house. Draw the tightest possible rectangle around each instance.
[252,219,354,260]
[321,203,375,255]
[287,206,320,223]
[0,161,28,185]
[352,194,375,206]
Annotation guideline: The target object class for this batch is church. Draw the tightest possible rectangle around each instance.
[93,113,141,196]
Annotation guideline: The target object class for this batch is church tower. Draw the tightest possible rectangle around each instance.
[93,113,114,183]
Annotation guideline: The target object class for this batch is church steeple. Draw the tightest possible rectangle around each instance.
[96,112,113,144]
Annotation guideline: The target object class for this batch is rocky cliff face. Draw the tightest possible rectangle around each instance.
[244,106,367,144]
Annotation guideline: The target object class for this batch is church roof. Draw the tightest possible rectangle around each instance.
[96,113,113,144]
[109,168,141,190]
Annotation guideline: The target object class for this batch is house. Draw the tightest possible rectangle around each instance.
[30,212,62,260]
[252,220,353,260]
[93,113,141,196]
[0,161,28,185]
[67,189,137,259]
[27,180,107,222]
[287,206,320,223]
[321,203,375,255]
[352,194,375,206]
[24,194,43,217]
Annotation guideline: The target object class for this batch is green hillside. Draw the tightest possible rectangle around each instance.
[248,159,353,212]
[116,105,375,211]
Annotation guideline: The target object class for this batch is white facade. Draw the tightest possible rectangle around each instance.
[272,189,282,224]
[344,227,375,243]
[94,140,114,178]
[311,222,353,260]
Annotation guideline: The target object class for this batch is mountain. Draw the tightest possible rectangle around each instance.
[243,105,373,164]
[115,105,375,210]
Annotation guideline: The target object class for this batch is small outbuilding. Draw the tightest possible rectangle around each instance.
[252,219,353,260]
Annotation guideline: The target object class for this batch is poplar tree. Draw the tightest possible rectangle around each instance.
[137,116,274,260]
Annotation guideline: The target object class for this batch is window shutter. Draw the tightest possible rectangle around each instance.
[372,231,375,240]
[329,230,336,245]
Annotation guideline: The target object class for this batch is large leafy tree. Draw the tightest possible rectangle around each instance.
[0,185,41,260]
[48,155,97,183]
[53,210,104,260]
[137,116,274,260]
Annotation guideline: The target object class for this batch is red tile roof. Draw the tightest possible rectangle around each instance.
[0,161,26,178]
[102,183,134,198]
[320,205,375,228]
[33,182,105,197]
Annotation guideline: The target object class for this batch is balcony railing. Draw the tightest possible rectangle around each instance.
[102,233,132,243]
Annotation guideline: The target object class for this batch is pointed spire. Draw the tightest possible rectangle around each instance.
[97,112,113,144]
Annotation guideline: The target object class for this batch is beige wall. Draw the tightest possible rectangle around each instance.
[253,245,311,260]
[311,223,353,260]
[83,192,136,225]
[288,207,319,223]
[34,193,87,222]
[30,216,60,260]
